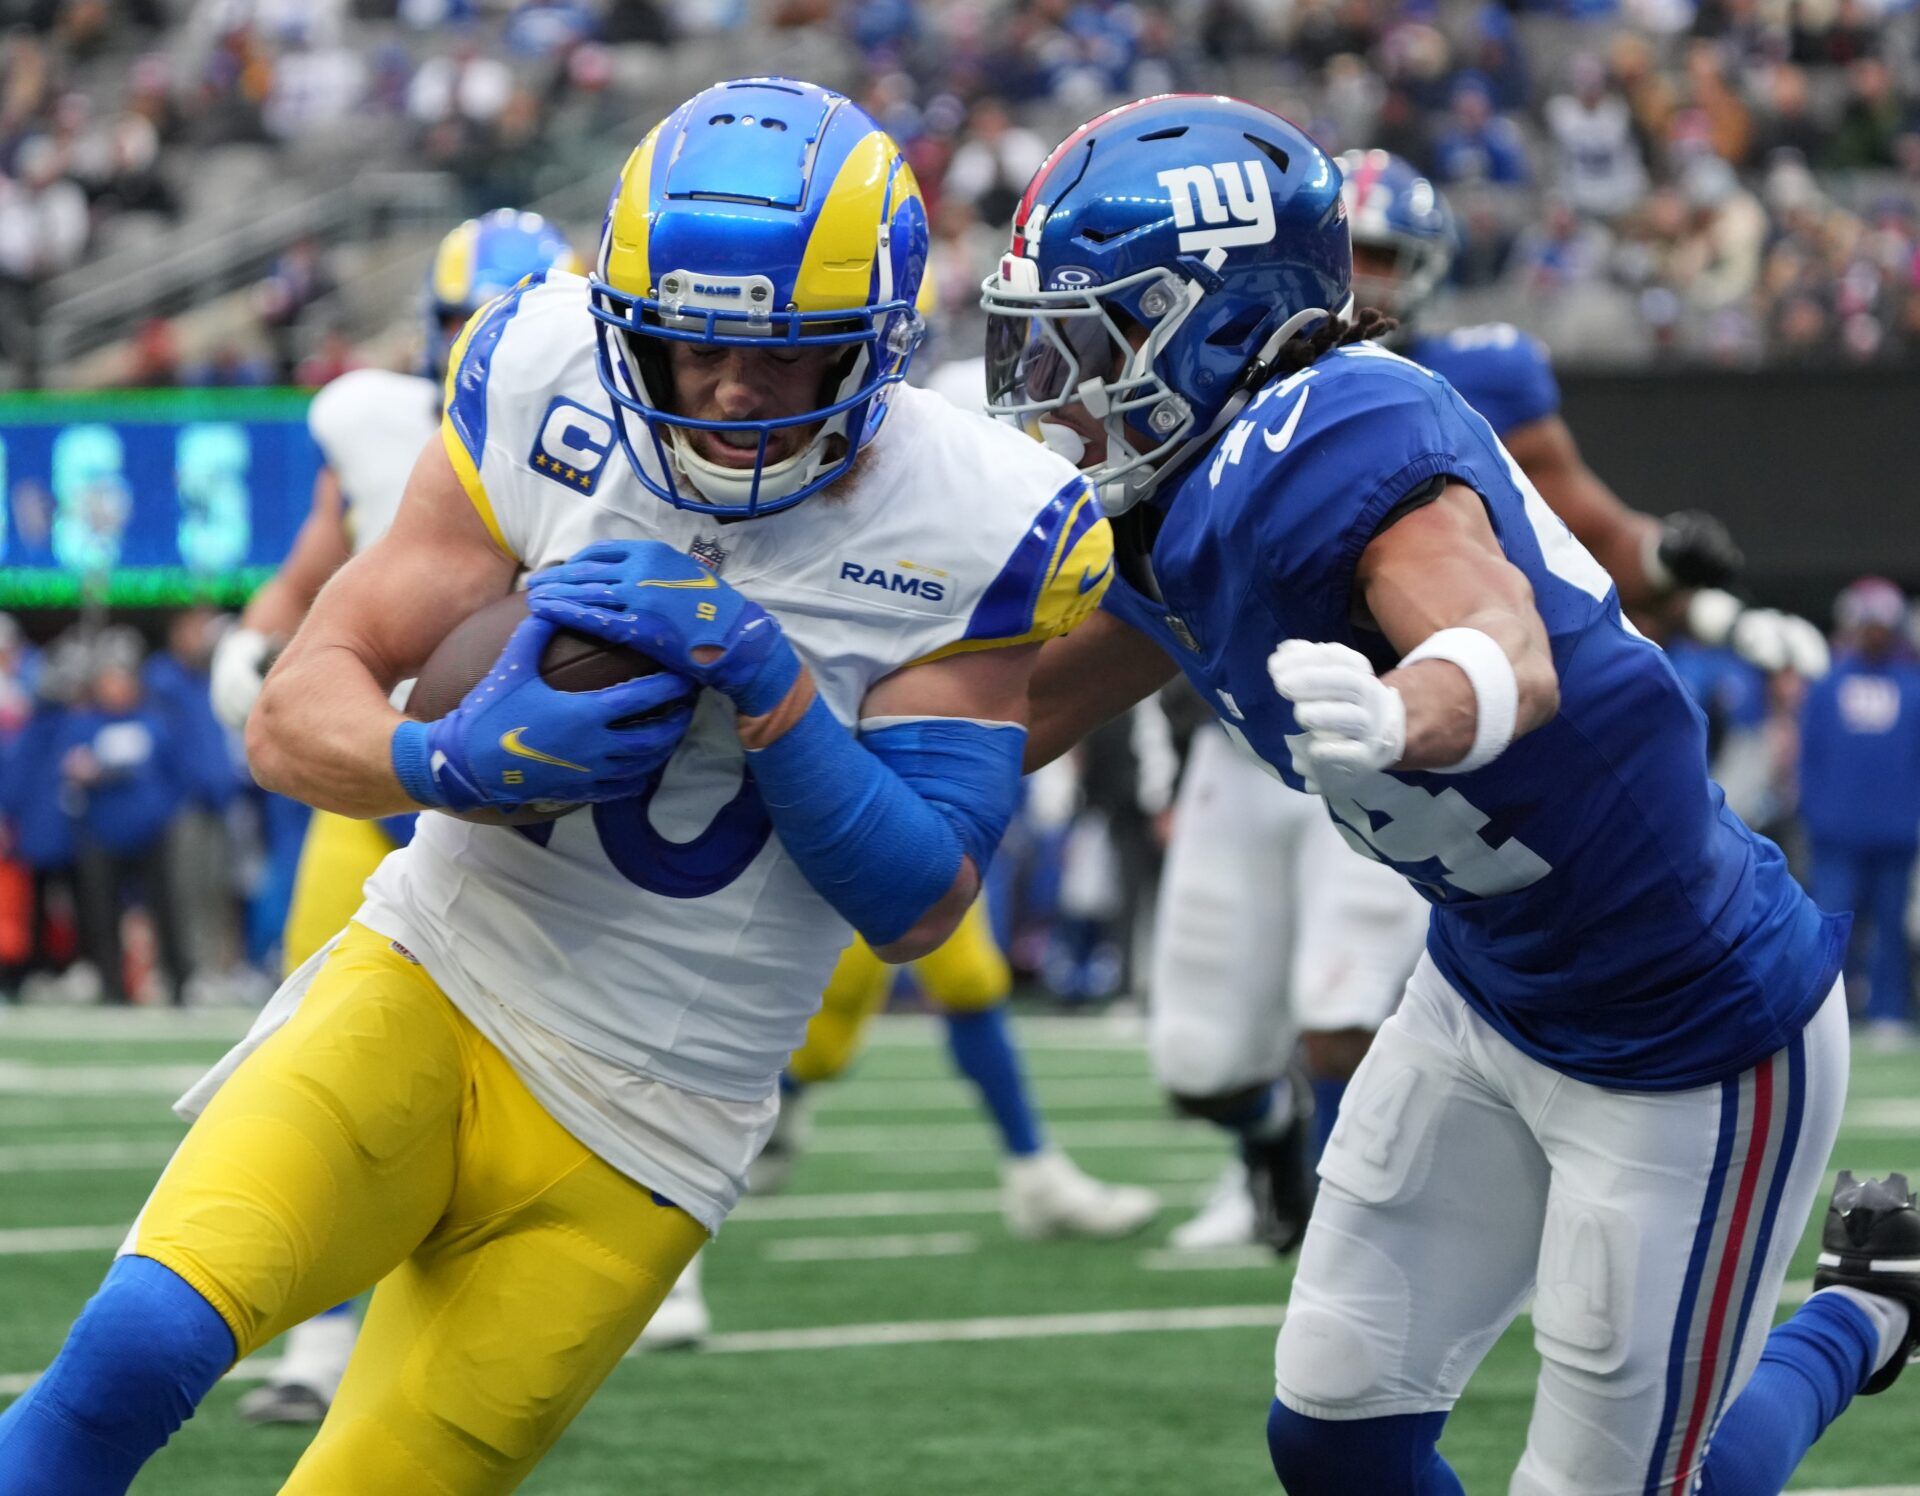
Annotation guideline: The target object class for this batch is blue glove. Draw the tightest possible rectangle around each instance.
[391,614,697,813]
[526,540,801,716]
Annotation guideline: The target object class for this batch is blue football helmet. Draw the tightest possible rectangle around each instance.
[425,209,582,381]
[980,94,1350,515]
[1338,150,1456,323]
[589,77,930,518]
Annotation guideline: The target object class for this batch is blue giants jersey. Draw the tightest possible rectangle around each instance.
[1102,344,1845,1090]
[1404,324,1559,438]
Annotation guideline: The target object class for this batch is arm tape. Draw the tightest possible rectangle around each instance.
[745,697,1026,946]
[1398,626,1517,774]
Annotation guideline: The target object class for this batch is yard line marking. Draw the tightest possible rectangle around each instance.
[1140,1246,1279,1272]
[0,1225,125,1257]
[735,1182,1206,1222]
[0,1060,207,1096]
[815,1077,1161,1112]
[3,1304,1286,1399]
[0,1140,175,1173]
[1845,1099,1920,1130]
[862,1014,1151,1051]
[803,1119,1208,1153]
[763,1232,979,1262]
[0,1011,251,1042]
[691,1303,1285,1356]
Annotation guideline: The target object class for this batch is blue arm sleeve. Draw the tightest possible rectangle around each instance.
[745,696,1026,947]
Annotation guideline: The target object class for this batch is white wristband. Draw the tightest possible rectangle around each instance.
[1398,627,1518,774]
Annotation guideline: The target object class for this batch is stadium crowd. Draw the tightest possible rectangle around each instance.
[5,0,1920,379]
[2,581,1917,1037]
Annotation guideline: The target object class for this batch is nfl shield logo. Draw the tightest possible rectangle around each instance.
[690,535,729,572]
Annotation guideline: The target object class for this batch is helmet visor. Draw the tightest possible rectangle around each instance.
[985,304,1117,411]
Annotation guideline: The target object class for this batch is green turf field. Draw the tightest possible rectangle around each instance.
[0,1006,1914,1494]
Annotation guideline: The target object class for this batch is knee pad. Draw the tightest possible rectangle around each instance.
[19,1256,233,1471]
[1266,1402,1461,1496]
[1170,1081,1275,1132]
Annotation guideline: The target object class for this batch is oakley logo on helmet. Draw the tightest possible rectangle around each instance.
[1156,161,1275,254]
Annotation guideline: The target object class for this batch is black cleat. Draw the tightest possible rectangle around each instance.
[1242,1070,1316,1256]
[1812,1170,1920,1395]
[235,1379,331,1424]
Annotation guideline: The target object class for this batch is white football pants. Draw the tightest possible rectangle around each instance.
[1274,956,1849,1496]
[1149,726,1428,1098]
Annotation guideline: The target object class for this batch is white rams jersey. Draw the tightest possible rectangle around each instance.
[349,270,1111,1227]
[306,367,440,553]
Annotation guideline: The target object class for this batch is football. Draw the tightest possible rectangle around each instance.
[407,589,667,825]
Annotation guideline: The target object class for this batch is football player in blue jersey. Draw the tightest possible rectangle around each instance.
[990,95,1918,1494]
[1152,149,1832,1259]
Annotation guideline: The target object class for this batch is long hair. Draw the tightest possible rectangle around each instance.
[1267,307,1399,378]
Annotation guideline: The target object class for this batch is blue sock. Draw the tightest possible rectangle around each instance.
[1310,1077,1345,1160]
[778,1071,804,1099]
[1267,1401,1463,1495]
[1697,1291,1880,1495]
[315,1300,355,1319]
[943,1006,1043,1158]
[0,1256,235,1496]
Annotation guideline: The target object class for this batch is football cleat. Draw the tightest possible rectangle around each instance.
[1243,1074,1315,1255]
[236,1310,358,1424]
[234,1380,330,1425]
[1001,1149,1159,1241]
[746,1088,813,1197]
[1813,1170,1920,1395]
[1168,1161,1259,1251]
[636,1253,709,1351]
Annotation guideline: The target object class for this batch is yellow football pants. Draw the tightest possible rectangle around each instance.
[131,922,707,1495]
[282,809,398,975]
[788,897,1010,1085]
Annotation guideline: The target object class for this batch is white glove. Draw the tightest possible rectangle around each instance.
[1267,639,1406,789]
[1687,588,1829,678]
[210,626,274,730]
[1731,608,1829,679]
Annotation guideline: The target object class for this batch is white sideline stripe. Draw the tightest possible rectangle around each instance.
[0,1060,207,1095]
[0,1185,1204,1249]
[0,1140,176,1173]
[1790,1489,1920,1495]
[763,1232,978,1262]
[0,1225,126,1256]
[0,1011,251,1042]
[815,1077,1159,1112]
[0,1305,1284,1399]
[733,1183,1204,1223]
[692,1303,1284,1356]
[1141,1246,1280,1272]
[1845,1099,1920,1129]
[804,1119,1206,1153]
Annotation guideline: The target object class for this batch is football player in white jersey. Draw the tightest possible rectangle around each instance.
[0,80,1112,1496]
[206,208,583,1425]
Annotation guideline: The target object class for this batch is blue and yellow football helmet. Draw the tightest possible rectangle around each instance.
[980,95,1349,516]
[425,209,582,381]
[589,77,930,518]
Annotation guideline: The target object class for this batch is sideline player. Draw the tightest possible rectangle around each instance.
[0,78,1113,1495]
[1159,150,1829,1253]
[207,206,583,1425]
[989,95,1917,1493]
[756,900,1159,1238]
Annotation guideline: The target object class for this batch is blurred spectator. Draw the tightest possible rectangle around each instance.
[63,630,190,1005]
[407,39,512,130]
[1431,75,1529,187]
[1825,58,1906,171]
[942,97,1048,235]
[1752,65,1828,166]
[0,135,88,283]
[1798,579,1920,1040]
[143,609,242,1000]
[1682,40,1753,167]
[1511,194,1611,294]
[1,636,90,1002]
[1672,154,1767,310]
[261,27,366,141]
[1545,54,1648,220]
[253,236,337,378]
[292,326,360,387]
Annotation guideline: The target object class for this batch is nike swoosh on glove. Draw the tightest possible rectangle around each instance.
[527,539,800,716]
[397,613,697,813]
[1267,639,1407,791]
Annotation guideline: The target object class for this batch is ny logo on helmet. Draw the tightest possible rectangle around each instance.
[1156,161,1275,253]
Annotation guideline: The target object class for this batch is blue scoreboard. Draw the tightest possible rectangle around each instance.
[0,389,319,608]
